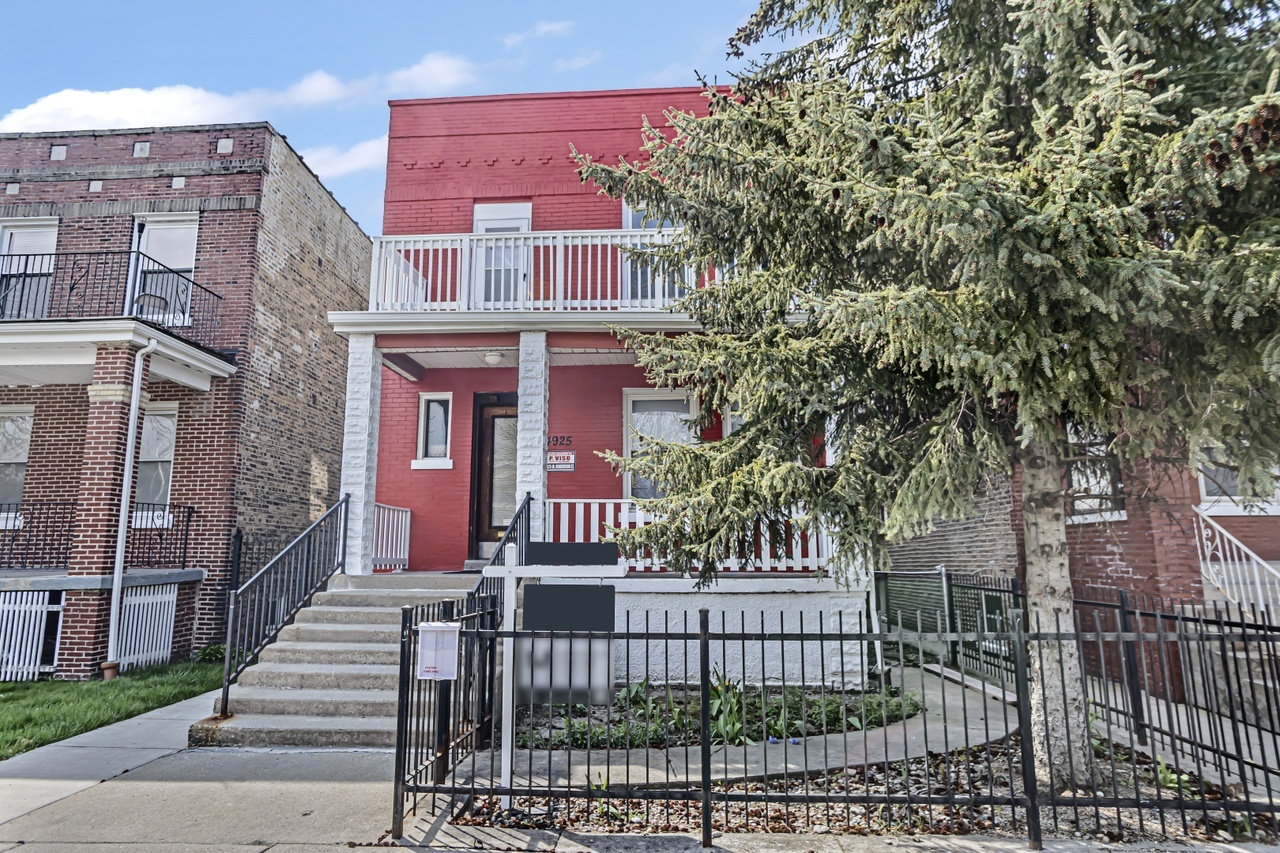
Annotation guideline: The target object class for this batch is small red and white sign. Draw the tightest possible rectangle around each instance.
[546,450,576,471]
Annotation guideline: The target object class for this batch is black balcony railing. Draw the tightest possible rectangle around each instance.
[126,503,195,570]
[0,500,76,570]
[0,251,222,351]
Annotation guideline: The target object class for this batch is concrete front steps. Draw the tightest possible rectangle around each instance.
[190,572,477,749]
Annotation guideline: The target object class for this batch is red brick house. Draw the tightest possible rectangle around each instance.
[0,122,369,679]
[331,89,864,660]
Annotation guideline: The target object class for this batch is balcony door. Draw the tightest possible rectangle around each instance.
[471,393,519,559]
[472,203,530,309]
[132,215,197,323]
[0,224,57,319]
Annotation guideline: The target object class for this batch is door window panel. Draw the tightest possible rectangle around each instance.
[490,417,518,526]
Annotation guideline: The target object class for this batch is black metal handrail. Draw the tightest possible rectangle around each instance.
[125,502,195,570]
[0,500,76,570]
[472,492,532,606]
[219,495,349,716]
[0,251,222,351]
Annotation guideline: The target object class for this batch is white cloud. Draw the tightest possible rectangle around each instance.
[502,21,574,50]
[299,135,389,179]
[0,53,476,133]
[385,52,477,96]
[554,51,603,73]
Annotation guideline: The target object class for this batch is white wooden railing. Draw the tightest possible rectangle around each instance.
[0,590,62,680]
[118,582,179,671]
[545,498,833,573]
[373,503,411,571]
[371,229,694,312]
[1194,508,1280,620]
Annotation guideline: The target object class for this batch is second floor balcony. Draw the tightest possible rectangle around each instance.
[372,229,695,313]
[0,251,222,351]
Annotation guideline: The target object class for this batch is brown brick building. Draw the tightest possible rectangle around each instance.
[0,122,369,679]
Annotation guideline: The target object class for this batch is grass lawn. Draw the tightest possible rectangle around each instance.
[0,661,221,760]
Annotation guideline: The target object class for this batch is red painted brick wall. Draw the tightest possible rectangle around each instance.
[384,88,711,236]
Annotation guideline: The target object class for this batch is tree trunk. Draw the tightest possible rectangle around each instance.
[1020,436,1096,793]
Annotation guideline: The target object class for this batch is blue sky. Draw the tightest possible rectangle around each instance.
[0,1,766,232]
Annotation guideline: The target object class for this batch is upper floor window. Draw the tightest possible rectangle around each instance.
[0,408,34,507]
[623,389,695,500]
[473,203,531,307]
[621,200,686,303]
[0,220,57,320]
[1065,427,1125,524]
[133,214,197,322]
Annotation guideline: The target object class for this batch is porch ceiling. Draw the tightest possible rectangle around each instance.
[382,346,637,375]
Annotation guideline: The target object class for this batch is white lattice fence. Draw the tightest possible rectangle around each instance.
[118,583,178,671]
[0,590,62,681]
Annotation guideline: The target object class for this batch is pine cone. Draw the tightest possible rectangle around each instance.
[1209,140,1223,153]
[1241,147,1255,165]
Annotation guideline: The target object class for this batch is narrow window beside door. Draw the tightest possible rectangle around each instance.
[412,393,454,469]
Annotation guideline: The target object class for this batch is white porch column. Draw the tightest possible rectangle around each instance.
[516,331,549,541]
[340,333,382,575]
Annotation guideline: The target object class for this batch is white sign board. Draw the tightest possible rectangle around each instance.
[545,450,575,471]
[417,622,460,680]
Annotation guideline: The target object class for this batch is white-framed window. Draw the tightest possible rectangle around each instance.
[623,389,696,500]
[473,202,531,307]
[133,405,177,528]
[621,200,686,303]
[0,407,34,527]
[1065,427,1126,525]
[0,218,58,320]
[412,392,454,470]
[132,213,197,324]
[1199,460,1280,516]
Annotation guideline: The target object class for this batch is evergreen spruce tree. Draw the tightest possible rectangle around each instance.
[578,0,1280,790]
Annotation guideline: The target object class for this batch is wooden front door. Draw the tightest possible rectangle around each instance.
[471,393,518,559]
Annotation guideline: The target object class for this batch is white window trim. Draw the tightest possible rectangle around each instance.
[473,202,532,228]
[621,388,695,500]
[413,392,454,470]
[1066,509,1129,526]
[0,405,35,523]
[1197,470,1280,516]
[130,213,199,328]
[132,402,178,528]
[0,218,59,254]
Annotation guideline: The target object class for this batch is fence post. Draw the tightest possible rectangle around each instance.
[1011,612,1043,850]
[391,605,415,840]
[433,599,457,786]
[229,528,243,590]
[1116,590,1148,746]
[942,570,958,667]
[219,590,237,717]
[698,607,713,849]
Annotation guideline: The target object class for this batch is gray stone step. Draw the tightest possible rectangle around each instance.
[190,713,397,749]
[327,572,477,592]
[277,622,399,645]
[222,686,399,717]
[236,662,400,691]
[258,641,399,666]
[311,588,464,609]
[293,605,405,626]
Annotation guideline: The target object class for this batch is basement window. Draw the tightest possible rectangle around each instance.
[1065,427,1126,525]
[412,393,453,470]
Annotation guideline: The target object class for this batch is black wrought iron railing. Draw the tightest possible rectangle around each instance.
[0,251,222,351]
[0,500,76,570]
[125,503,195,570]
[472,492,532,607]
[219,495,349,716]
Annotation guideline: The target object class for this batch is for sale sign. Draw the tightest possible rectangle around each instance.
[545,450,576,471]
[416,622,460,680]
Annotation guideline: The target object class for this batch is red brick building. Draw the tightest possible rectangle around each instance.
[0,122,369,679]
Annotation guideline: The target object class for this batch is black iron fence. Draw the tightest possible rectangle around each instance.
[219,496,349,715]
[393,602,1280,847]
[125,503,195,570]
[0,500,76,570]
[0,251,222,351]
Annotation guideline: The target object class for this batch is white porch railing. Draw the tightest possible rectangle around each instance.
[545,499,832,573]
[373,503,411,571]
[118,582,179,671]
[0,590,62,680]
[1194,508,1280,620]
[371,229,693,312]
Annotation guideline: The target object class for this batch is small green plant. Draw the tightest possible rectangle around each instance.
[708,669,753,746]
[587,773,622,820]
[1149,757,1192,795]
[615,679,649,708]
[195,644,226,664]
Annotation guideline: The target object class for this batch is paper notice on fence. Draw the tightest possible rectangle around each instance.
[417,622,460,680]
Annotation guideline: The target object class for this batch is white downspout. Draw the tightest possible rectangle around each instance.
[103,337,159,677]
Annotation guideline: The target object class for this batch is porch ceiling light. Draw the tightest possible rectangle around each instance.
[484,351,503,366]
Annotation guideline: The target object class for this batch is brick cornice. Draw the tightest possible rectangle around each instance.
[0,158,267,181]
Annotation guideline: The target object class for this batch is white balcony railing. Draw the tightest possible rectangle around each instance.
[371,230,694,312]
[545,498,833,573]
[372,503,411,571]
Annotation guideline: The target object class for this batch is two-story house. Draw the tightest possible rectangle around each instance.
[0,122,369,680]
[330,88,867,635]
